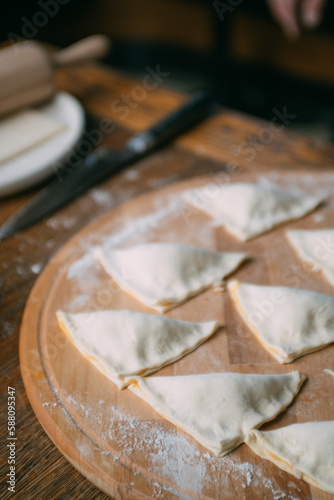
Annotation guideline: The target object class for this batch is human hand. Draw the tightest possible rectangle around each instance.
[267,0,327,38]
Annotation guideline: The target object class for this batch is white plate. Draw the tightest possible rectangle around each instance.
[0,91,84,197]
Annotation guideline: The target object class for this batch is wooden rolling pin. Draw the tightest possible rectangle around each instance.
[0,35,110,118]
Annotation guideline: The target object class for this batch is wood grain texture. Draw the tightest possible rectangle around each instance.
[1,62,334,499]
[19,173,334,499]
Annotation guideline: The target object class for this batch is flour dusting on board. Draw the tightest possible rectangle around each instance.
[66,195,181,281]
[67,250,97,280]
[62,392,303,499]
[102,195,182,250]
[57,173,334,498]
[66,172,334,283]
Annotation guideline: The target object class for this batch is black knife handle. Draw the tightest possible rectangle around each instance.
[125,91,212,154]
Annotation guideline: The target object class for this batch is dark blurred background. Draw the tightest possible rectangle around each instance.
[2,0,334,141]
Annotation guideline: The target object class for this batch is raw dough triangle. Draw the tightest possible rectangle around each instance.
[129,371,305,456]
[287,229,334,286]
[56,310,220,389]
[96,243,246,312]
[246,421,334,495]
[183,182,323,241]
[228,280,334,363]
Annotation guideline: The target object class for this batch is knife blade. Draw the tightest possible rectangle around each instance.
[0,91,213,240]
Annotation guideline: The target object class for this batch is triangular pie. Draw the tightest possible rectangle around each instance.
[96,243,246,312]
[228,280,334,363]
[183,182,323,241]
[246,421,334,495]
[287,229,334,286]
[56,310,220,389]
[129,371,305,456]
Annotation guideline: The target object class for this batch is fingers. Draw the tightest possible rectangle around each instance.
[300,0,327,28]
[267,0,300,38]
[267,0,326,37]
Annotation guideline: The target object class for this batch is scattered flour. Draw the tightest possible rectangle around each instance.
[31,263,42,274]
[147,174,181,190]
[46,239,55,249]
[90,188,114,206]
[16,265,28,276]
[47,215,77,230]
[102,196,181,250]
[313,212,325,223]
[125,169,140,181]
[66,195,181,285]
[1,321,15,337]
[67,250,97,280]
[61,392,304,499]
[67,293,91,310]
[55,173,333,498]
[273,493,287,500]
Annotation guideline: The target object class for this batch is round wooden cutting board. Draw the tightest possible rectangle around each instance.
[20,172,334,500]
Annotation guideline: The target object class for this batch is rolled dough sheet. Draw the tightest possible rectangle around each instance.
[0,108,66,165]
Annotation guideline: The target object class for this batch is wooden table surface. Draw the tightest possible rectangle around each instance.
[1,62,334,500]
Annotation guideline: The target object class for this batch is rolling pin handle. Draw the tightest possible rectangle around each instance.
[52,35,111,67]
